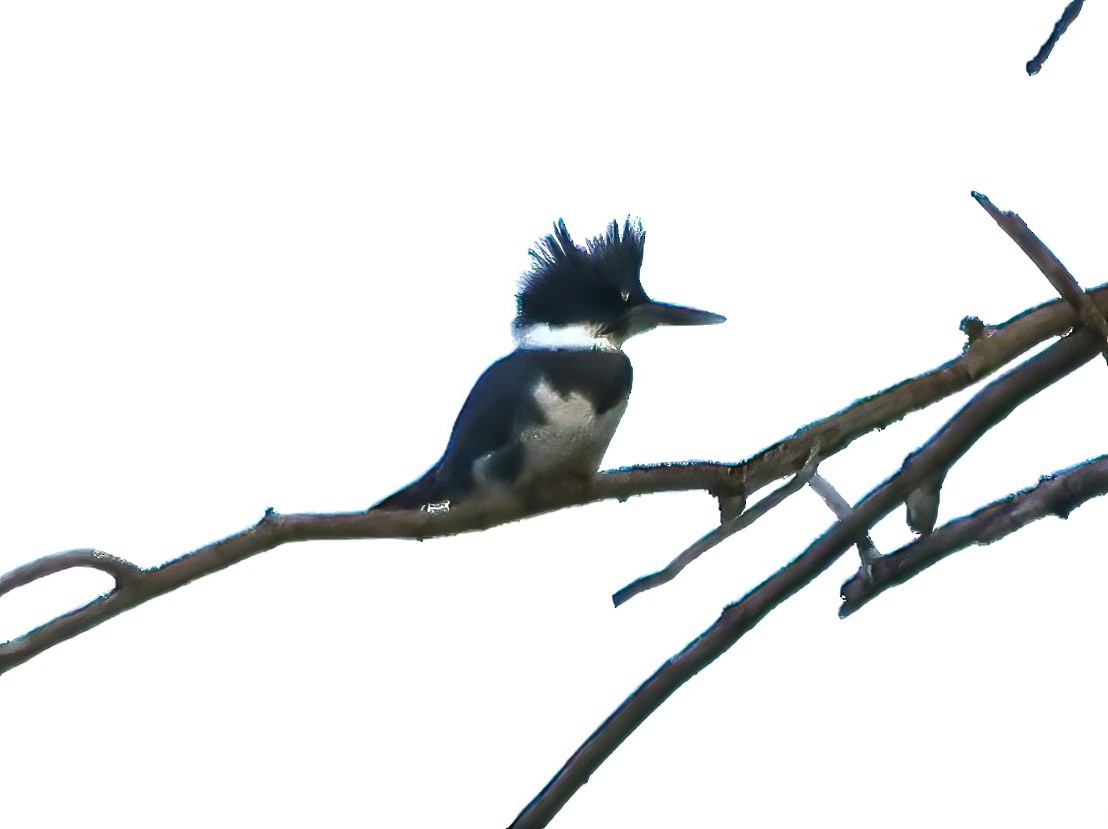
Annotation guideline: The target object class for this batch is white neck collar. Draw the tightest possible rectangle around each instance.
[513,322,619,351]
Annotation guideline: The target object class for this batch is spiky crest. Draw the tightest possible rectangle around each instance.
[514,218,649,331]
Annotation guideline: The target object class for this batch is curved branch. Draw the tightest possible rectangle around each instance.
[840,455,1108,616]
[509,329,1103,829]
[0,549,142,595]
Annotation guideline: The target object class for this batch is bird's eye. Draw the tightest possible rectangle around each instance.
[620,291,630,302]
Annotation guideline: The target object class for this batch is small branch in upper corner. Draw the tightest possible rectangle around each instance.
[1027,0,1084,76]
[972,191,1108,364]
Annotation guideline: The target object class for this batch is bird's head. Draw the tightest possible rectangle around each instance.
[513,218,725,349]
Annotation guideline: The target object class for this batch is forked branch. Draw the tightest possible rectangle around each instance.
[840,454,1108,615]
[0,550,143,594]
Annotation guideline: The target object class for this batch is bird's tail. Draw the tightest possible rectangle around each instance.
[369,469,439,511]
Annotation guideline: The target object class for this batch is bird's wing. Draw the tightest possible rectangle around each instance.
[433,351,549,490]
[440,349,634,484]
[371,349,631,510]
[370,352,546,510]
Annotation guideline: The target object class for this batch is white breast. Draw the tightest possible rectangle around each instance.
[517,378,628,483]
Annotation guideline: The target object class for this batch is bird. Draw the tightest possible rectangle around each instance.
[371,218,725,512]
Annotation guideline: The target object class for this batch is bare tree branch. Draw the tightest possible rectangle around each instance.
[1026,0,1085,76]
[729,282,1108,497]
[0,549,143,594]
[0,463,739,676]
[611,457,819,607]
[808,473,881,565]
[509,328,1103,829]
[840,455,1108,616]
[899,191,1106,536]
[973,191,1108,362]
[620,190,1106,602]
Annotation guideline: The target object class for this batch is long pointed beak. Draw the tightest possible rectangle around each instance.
[640,300,727,328]
[605,299,726,343]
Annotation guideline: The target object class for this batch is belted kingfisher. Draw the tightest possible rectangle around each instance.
[372,218,725,512]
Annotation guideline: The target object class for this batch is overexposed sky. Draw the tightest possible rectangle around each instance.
[2,2,1106,827]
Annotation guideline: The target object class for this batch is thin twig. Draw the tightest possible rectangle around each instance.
[808,473,881,565]
[840,454,1108,616]
[510,329,1104,829]
[612,458,819,607]
[973,191,1108,363]
[1026,0,1084,76]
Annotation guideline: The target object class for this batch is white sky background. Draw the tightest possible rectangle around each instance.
[1,2,1106,827]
